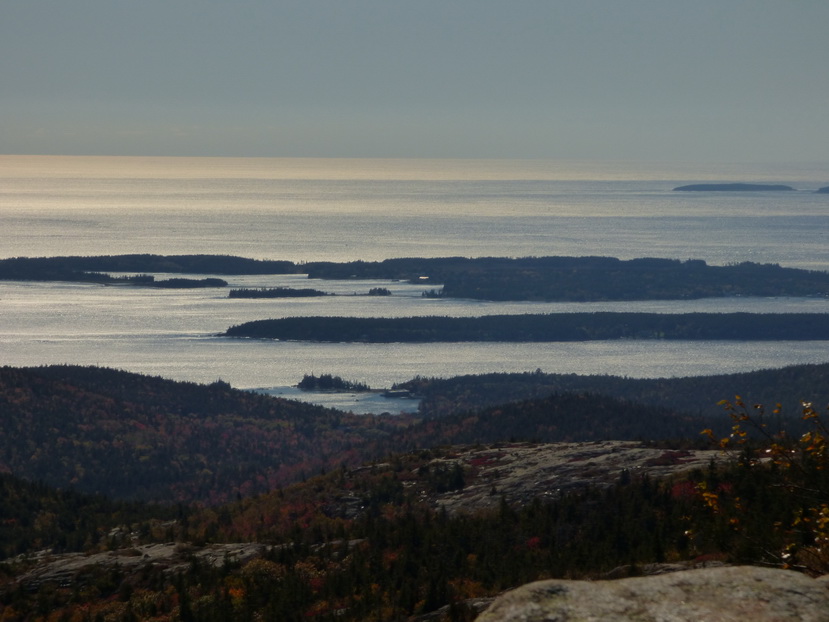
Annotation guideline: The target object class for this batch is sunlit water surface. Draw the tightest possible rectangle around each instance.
[2,156,828,412]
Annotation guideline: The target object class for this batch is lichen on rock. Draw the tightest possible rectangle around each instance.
[477,566,829,621]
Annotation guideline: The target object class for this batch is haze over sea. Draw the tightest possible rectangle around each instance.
[2,156,828,412]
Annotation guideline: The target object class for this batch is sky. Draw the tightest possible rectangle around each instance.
[2,1,827,163]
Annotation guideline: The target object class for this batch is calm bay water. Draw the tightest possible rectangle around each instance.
[2,156,828,412]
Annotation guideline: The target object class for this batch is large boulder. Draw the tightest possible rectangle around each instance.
[477,566,829,621]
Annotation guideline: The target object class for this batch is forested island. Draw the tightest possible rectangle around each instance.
[151,277,227,288]
[0,254,293,278]
[402,257,829,302]
[297,373,371,392]
[673,183,796,191]
[227,287,391,298]
[4,254,829,301]
[224,312,829,342]
[0,256,229,288]
[228,287,330,298]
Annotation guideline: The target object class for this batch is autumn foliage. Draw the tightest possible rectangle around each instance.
[697,397,829,575]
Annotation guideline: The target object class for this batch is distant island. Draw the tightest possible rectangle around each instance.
[673,183,795,192]
[223,312,829,343]
[228,287,330,298]
[151,277,227,288]
[297,373,371,392]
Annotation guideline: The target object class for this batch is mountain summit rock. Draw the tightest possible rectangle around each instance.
[477,566,829,621]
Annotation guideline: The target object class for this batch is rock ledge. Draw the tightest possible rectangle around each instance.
[477,565,829,622]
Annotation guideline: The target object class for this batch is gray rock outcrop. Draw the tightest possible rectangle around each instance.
[477,565,829,622]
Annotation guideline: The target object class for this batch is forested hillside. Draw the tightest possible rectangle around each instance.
[1,364,828,620]
[0,473,177,559]
[0,366,401,504]
[398,362,829,418]
[3,436,823,621]
[0,457,701,621]
[389,392,718,448]
[0,366,715,505]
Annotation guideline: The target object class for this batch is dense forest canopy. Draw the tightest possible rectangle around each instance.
[0,366,394,503]
[2,411,827,621]
[0,448,744,621]
[0,472,176,559]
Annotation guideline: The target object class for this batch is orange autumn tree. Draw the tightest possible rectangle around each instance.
[700,397,829,575]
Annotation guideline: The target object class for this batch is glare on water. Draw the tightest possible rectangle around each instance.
[2,156,828,411]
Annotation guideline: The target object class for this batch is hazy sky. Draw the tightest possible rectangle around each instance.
[2,1,827,162]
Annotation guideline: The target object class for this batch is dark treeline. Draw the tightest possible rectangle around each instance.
[224,312,829,342]
[229,287,330,298]
[0,472,175,558]
[393,392,723,448]
[398,362,829,419]
[152,277,227,288]
[4,254,829,301]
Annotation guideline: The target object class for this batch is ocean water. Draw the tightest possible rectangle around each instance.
[2,156,828,412]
